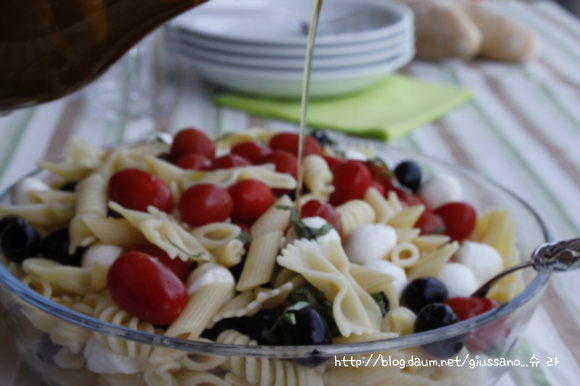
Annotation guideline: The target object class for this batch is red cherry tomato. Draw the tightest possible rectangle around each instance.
[178,184,233,227]
[301,199,343,237]
[434,202,477,241]
[445,297,507,352]
[329,160,371,206]
[415,210,445,235]
[176,153,211,171]
[170,128,215,162]
[231,141,272,164]
[269,132,323,157]
[107,252,188,326]
[258,150,298,179]
[323,155,343,172]
[211,154,252,170]
[445,297,500,321]
[228,179,274,225]
[123,244,190,282]
[108,169,173,213]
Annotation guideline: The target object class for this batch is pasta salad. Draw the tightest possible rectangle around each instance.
[0,128,524,386]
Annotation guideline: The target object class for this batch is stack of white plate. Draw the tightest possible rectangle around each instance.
[168,0,415,98]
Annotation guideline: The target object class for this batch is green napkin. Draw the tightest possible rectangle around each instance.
[215,75,474,140]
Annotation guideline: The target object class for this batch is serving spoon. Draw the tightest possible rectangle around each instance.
[472,238,580,297]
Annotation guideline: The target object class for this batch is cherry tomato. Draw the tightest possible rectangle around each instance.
[176,153,211,171]
[211,154,251,170]
[434,202,477,241]
[170,128,215,162]
[258,150,298,179]
[231,141,272,164]
[444,297,500,321]
[108,169,173,213]
[415,210,445,235]
[301,199,343,236]
[228,179,274,225]
[323,155,343,172]
[445,297,508,352]
[178,184,233,227]
[269,132,323,157]
[123,244,190,282]
[329,160,371,206]
[107,252,188,326]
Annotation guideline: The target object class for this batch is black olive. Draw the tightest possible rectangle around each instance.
[58,181,77,192]
[201,316,250,341]
[394,160,422,192]
[0,216,41,263]
[247,308,282,344]
[40,228,84,266]
[402,277,448,314]
[414,303,465,358]
[311,130,335,147]
[280,305,332,346]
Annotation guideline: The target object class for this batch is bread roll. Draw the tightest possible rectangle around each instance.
[396,0,482,59]
[460,3,539,62]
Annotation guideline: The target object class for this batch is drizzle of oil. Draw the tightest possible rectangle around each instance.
[295,0,323,217]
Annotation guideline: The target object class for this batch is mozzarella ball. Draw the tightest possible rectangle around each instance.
[186,263,235,295]
[285,216,341,246]
[418,174,463,209]
[81,244,123,268]
[11,177,50,205]
[455,240,504,285]
[363,259,408,298]
[345,224,397,265]
[436,263,478,298]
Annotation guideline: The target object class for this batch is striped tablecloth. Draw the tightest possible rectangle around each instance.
[1,1,580,385]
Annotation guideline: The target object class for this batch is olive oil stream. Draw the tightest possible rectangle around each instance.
[296,0,323,216]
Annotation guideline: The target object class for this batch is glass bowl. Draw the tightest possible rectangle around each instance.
[0,140,551,386]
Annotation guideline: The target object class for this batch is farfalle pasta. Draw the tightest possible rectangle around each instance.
[0,128,527,386]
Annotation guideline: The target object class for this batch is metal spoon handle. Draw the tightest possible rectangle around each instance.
[471,237,580,298]
[471,261,534,298]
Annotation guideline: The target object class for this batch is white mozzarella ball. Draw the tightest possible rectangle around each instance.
[363,259,408,298]
[418,174,463,209]
[284,216,341,246]
[10,177,50,205]
[345,224,397,265]
[84,336,140,374]
[186,263,235,295]
[455,241,504,285]
[436,263,478,298]
[81,244,123,268]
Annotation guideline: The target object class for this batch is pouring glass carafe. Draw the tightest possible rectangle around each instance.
[0,0,208,112]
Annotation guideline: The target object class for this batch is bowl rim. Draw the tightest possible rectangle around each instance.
[0,142,552,358]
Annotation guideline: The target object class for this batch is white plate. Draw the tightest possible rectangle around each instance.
[182,47,415,98]
[170,25,413,57]
[177,33,414,70]
[173,0,413,46]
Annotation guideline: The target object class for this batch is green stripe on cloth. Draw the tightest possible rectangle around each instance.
[446,67,580,237]
[215,75,474,141]
[0,110,35,183]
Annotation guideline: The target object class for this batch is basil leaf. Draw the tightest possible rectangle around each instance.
[236,230,253,245]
